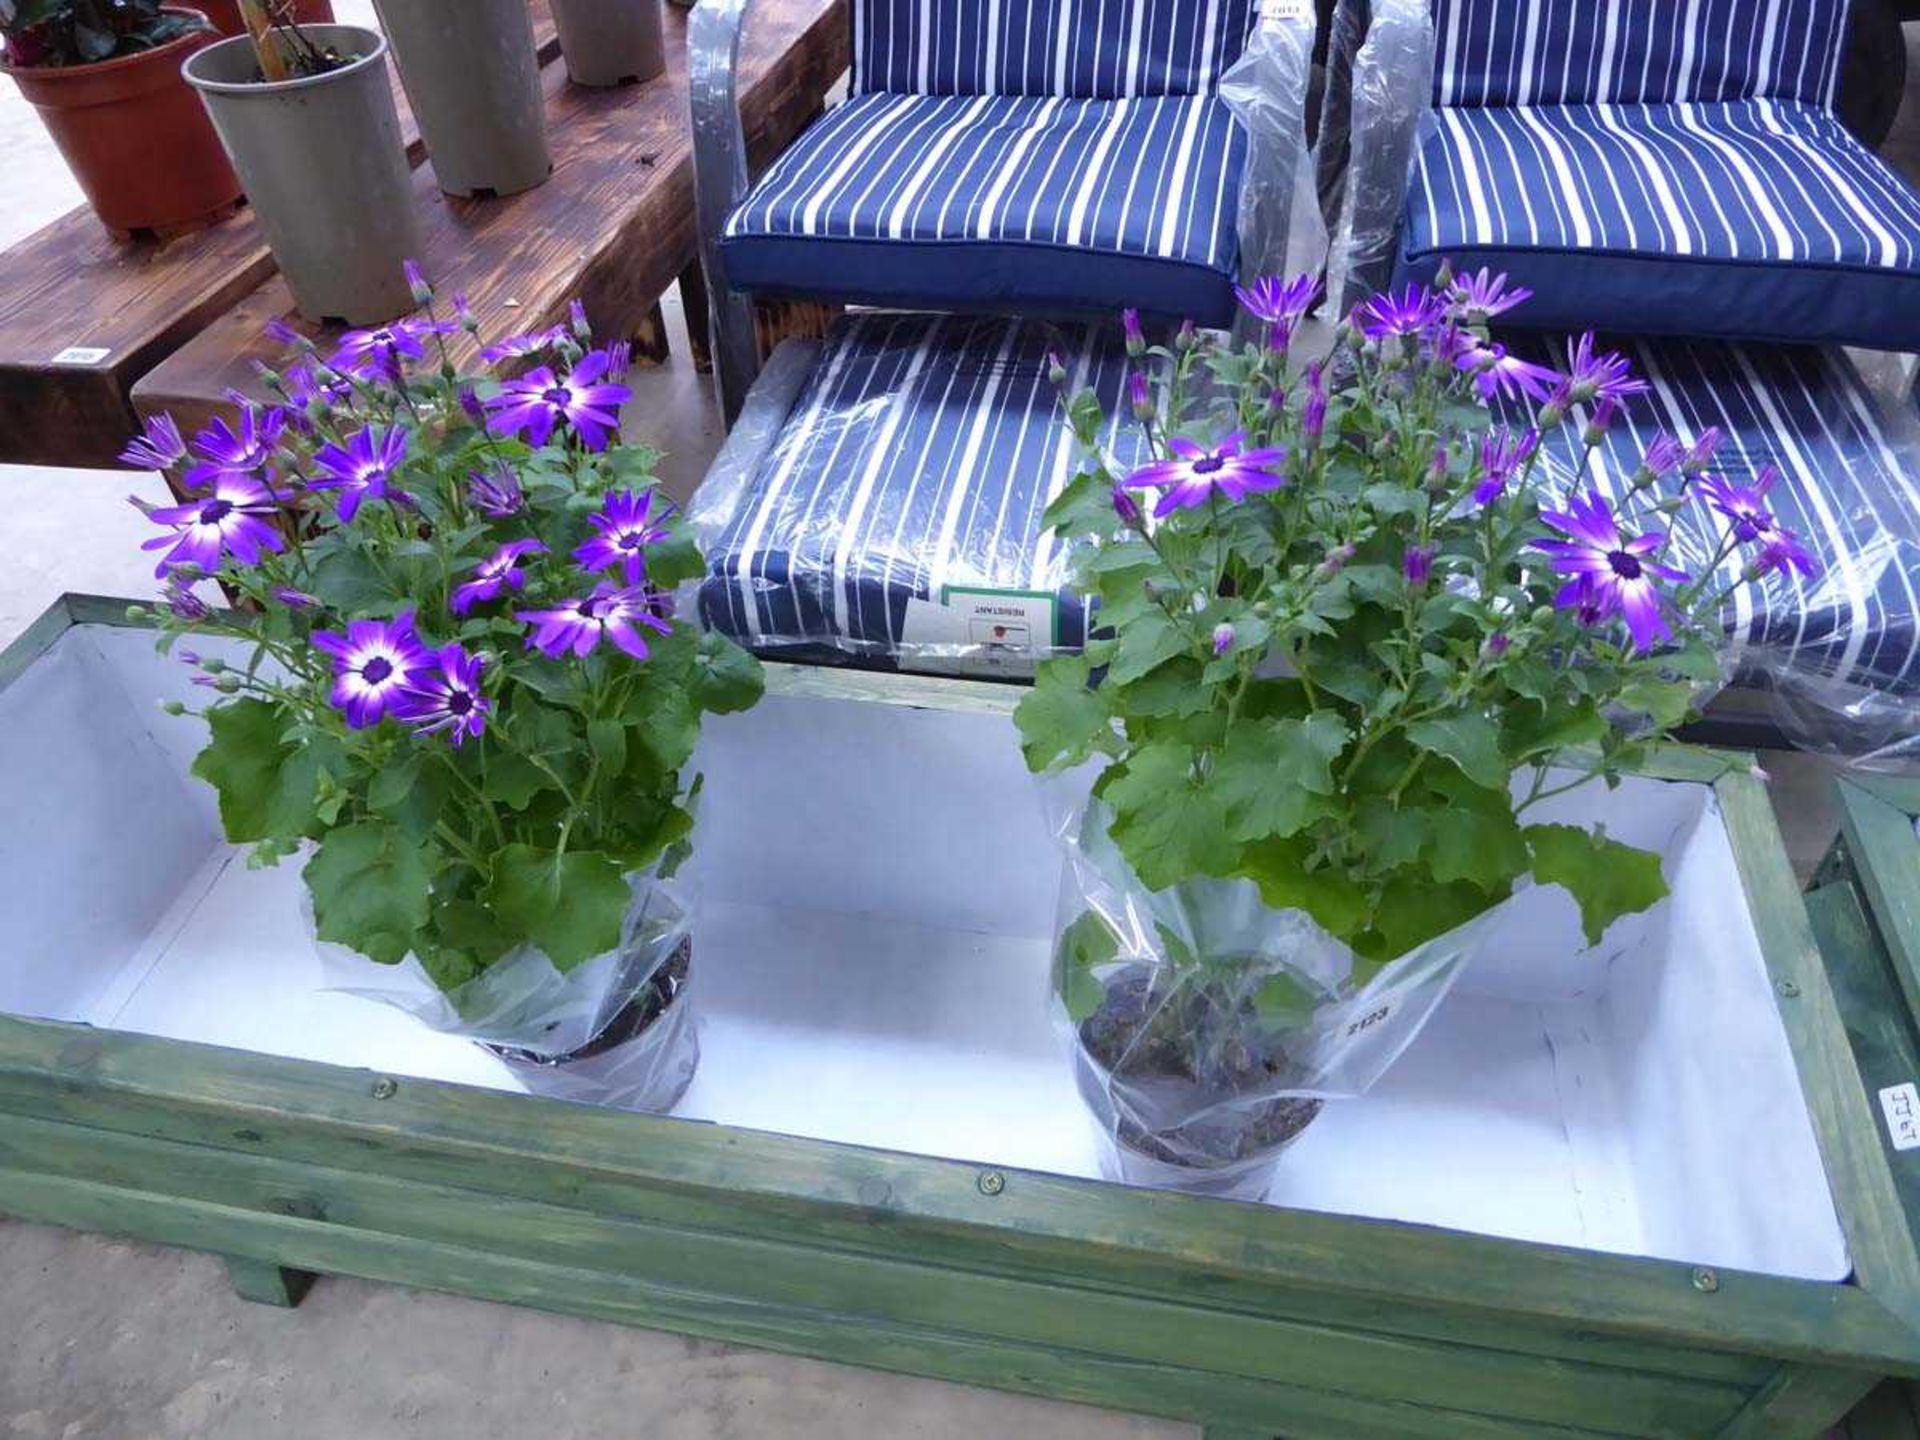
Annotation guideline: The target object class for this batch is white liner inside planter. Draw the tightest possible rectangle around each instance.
[0,624,1849,1282]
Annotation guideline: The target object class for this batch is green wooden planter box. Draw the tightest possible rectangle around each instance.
[5,593,1920,1440]
[1806,773,1920,1440]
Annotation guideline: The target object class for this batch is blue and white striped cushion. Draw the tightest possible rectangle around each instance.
[1431,0,1849,108]
[699,314,1145,658]
[721,91,1248,323]
[1398,100,1920,349]
[1502,338,1920,694]
[852,0,1261,98]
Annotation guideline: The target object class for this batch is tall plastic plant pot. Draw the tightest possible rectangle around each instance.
[183,25,422,325]
[372,0,551,198]
[1,9,241,238]
[192,0,335,37]
[549,0,664,87]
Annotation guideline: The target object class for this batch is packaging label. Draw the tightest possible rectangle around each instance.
[899,587,1059,679]
[1880,1082,1920,1152]
[1261,0,1311,28]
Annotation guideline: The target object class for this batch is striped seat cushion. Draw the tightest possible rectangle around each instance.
[720,91,1247,324]
[1397,100,1920,349]
[1431,0,1848,109]
[1501,337,1920,694]
[853,0,1261,98]
[698,314,1143,659]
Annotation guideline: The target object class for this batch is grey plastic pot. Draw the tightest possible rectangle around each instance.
[550,0,664,87]
[372,0,551,198]
[183,25,422,325]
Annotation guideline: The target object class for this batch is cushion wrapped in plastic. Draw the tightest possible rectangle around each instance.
[692,313,1145,671]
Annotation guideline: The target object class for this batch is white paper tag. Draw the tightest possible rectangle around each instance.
[1261,0,1310,29]
[1879,1082,1920,1152]
[52,345,110,366]
[898,588,1058,679]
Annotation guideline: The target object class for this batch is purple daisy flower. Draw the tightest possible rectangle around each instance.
[183,408,286,488]
[574,490,669,585]
[479,326,569,365]
[1534,492,1689,652]
[483,349,631,451]
[519,584,672,662]
[1462,342,1560,403]
[1447,268,1532,323]
[141,473,284,577]
[313,611,428,730]
[120,413,186,471]
[397,643,490,746]
[1699,468,1781,544]
[1235,274,1320,345]
[329,318,453,380]
[1563,333,1650,407]
[1123,432,1288,517]
[311,424,410,523]
[1755,528,1820,581]
[468,465,524,518]
[1683,427,1724,475]
[1472,427,1540,507]
[451,538,547,616]
[283,362,352,411]
[1355,285,1445,342]
[1637,432,1688,482]
[162,580,209,621]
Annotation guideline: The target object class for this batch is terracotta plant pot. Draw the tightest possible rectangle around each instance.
[0,7,242,238]
[184,24,422,325]
[373,0,551,198]
[549,0,663,87]
[191,0,335,39]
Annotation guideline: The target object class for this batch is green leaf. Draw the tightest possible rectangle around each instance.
[692,629,765,715]
[306,546,395,615]
[486,844,631,971]
[1014,655,1111,773]
[1405,712,1509,790]
[1357,872,1496,962]
[1425,806,1530,894]
[191,699,320,844]
[1106,606,1192,685]
[303,822,436,966]
[1352,797,1431,873]
[1616,677,1698,730]
[1104,742,1237,891]
[367,750,450,843]
[588,719,627,776]
[1056,911,1119,1022]
[1525,823,1670,946]
[1042,468,1123,541]
[1119,657,1212,720]
[643,528,707,589]
[1235,837,1369,940]
[482,753,551,811]
[1214,713,1348,844]
[1504,698,1609,762]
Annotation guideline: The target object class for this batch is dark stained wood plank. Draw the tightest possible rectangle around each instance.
[0,3,560,469]
[131,0,850,441]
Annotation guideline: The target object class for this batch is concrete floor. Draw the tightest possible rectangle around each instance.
[0,15,1917,1440]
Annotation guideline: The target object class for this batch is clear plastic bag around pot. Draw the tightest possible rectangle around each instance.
[316,867,698,1113]
[1049,787,1499,1202]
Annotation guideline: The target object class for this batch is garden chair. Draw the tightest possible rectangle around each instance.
[690,0,1318,420]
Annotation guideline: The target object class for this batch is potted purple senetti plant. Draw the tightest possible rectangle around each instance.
[125,272,763,1111]
[1018,270,1818,1199]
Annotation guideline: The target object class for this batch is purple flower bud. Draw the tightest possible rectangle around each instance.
[458,388,486,425]
[1212,623,1234,657]
[1046,350,1069,387]
[1122,308,1145,358]
[163,581,209,621]
[273,587,319,610]
[1174,319,1197,353]
[1317,542,1356,578]
[1584,397,1618,447]
[404,258,432,307]
[1112,484,1142,527]
[264,318,310,352]
[1428,446,1449,487]
[1403,544,1435,588]
[454,292,478,332]
[468,466,524,518]
[1484,632,1510,658]
[569,297,592,341]
[1128,371,1155,422]
[1683,426,1724,475]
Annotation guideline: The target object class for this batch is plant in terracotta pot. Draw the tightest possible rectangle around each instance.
[1017,273,1820,1199]
[124,271,764,1110]
[183,2,421,324]
[0,0,241,236]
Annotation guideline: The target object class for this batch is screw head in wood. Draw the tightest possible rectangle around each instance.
[978,1170,1005,1196]
[370,1077,398,1100]
[1776,979,1801,999]
[1691,1267,1719,1293]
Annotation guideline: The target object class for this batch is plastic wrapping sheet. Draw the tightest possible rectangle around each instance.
[689,312,1145,676]
[1318,0,1432,317]
[1498,334,1920,766]
[1221,2,1328,321]
[688,0,765,420]
[320,869,699,1112]
[1051,790,1496,1202]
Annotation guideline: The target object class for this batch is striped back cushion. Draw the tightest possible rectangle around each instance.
[1432,0,1852,108]
[852,0,1263,98]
